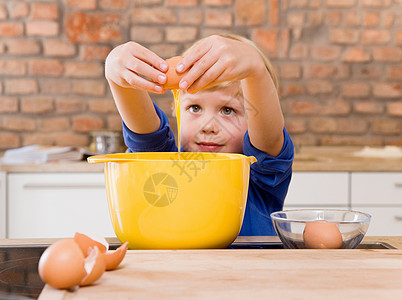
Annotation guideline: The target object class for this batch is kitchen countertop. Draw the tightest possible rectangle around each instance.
[0,146,401,172]
[2,236,402,299]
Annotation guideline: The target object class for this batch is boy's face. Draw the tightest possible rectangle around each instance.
[179,85,248,153]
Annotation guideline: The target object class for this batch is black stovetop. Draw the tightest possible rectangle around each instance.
[0,241,394,299]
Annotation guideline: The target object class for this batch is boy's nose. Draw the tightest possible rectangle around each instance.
[200,118,220,134]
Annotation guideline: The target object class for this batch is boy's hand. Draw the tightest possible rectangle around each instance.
[176,35,265,94]
[105,42,168,94]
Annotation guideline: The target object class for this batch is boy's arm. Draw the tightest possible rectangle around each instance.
[105,41,169,134]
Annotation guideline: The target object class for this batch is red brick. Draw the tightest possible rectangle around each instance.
[3,117,36,131]
[385,139,402,147]
[330,29,359,44]
[327,0,356,7]
[327,11,341,26]
[306,80,333,94]
[131,8,177,24]
[362,30,391,44]
[320,99,351,115]
[65,12,122,43]
[0,133,20,150]
[22,133,55,146]
[310,118,337,133]
[0,41,4,53]
[56,98,87,114]
[384,12,394,27]
[336,65,350,79]
[287,12,305,27]
[54,132,89,147]
[308,11,324,27]
[38,118,70,132]
[0,5,7,20]
[0,60,26,76]
[371,119,400,135]
[166,0,197,6]
[341,82,370,98]
[0,22,24,37]
[149,44,179,59]
[43,40,76,57]
[364,12,380,26]
[40,79,72,95]
[72,80,106,96]
[354,101,384,114]
[0,97,18,113]
[99,0,129,10]
[305,64,336,78]
[279,29,290,59]
[343,48,371,63]
[235,0,266,26]
[200,28,232,39]
[387,102,402,117]
[80,45,111,61]
[353,65,381,79]
[373,83,401,98]
[397,32,402,46]
[66,0,97,10]
[30,59,64,77]
[311,46,341,61]
[31,3,59,20]
[6,39,41,55]
[21,97,54,114]
[289,0,309,8]
[344,11,361,26]
[337,118,368,134]
[130,26,164,43]
[281,64,301,79]
[288,101,320,115]
[26,21,58,36]
[10,2,29,18]
[373,47,402,62]
[251,28,277,58]
[269,0,279,26]
[179,10,203,25]
[319,136,383,146]
[289,44,308,59]
[203,0,233,5]
[64,62,104,78]
[279,82,305,97]
[72,116,104,132]
[362,0,392,7]
[205,9,232,27]
[5,79,38,95]
[387,67,402,81]
[107,115,123,131]
[89,99,118,113]
[284,118,307,134]
[166,27,197,42]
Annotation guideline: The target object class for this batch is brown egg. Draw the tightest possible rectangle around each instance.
[74,232,108,255]
[164,56,188,90]
[80,246,106,286]
[38,238,87,289]
[303,220,343,249]
[104,242,128,271]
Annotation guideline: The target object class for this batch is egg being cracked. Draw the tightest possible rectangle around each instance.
[164,56,188,90]
[303,220,343,249]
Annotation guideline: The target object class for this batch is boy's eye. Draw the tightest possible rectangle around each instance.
[189,105,201,113]
[221,107,234,116]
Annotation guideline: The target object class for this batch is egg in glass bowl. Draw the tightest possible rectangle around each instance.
[270,209,371,249]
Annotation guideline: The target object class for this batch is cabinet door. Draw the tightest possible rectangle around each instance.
[7,173,115,238]
[351,207,402,236]
[0,172,6,238]
[284,172,350,209]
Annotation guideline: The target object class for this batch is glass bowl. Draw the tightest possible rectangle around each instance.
[270,209,371,249]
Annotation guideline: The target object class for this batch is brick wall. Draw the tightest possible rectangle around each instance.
[0,0,401,150]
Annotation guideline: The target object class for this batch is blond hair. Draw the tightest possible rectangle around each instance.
[181,34,279,91]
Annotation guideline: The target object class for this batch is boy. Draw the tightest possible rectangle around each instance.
[105,34,294,235]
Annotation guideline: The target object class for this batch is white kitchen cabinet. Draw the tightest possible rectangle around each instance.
[7,173,115,238]
[0,172,6,238]
[284,172,350,209]
[351,172,402,236]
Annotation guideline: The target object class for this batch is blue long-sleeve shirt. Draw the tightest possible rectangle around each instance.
[122,103,294,236]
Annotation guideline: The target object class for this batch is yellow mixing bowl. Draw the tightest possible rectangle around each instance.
[88,152,256,249]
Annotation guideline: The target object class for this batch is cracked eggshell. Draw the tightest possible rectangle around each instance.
[164,56,187,90]
[104,242,129,271]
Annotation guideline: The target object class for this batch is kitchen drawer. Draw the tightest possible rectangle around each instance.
[284,172,349,207]
[7,173,115,238]
[351,172,402,205]
[351,206,402,236]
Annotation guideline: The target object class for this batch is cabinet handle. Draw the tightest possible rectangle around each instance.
[23,183,105,189]
[394,216,402,222]
[395,183,402,188]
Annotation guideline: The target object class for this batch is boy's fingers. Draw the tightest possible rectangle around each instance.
[123,70,165,94]
[124,57,167,85]
[187,62,224,93]
[178,40,212,74]
[180,54,219,90]
[126,42,168,73]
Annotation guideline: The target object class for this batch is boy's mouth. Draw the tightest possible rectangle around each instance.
[196,142,223,152]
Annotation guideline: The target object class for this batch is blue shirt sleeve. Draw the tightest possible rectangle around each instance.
[239,128,294,236]
[122,102,178,153]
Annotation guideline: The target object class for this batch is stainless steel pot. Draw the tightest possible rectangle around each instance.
[89,131,125,154]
